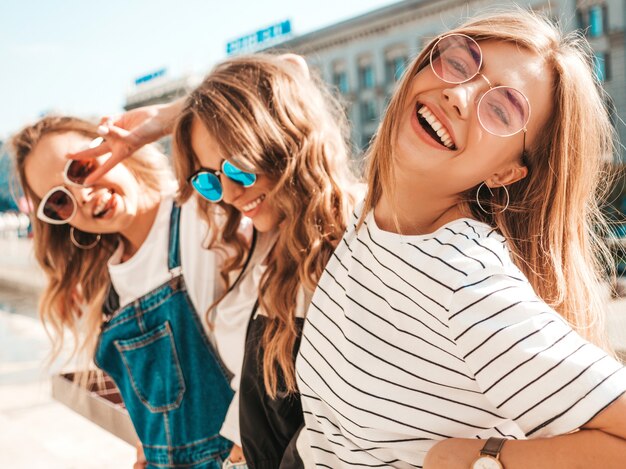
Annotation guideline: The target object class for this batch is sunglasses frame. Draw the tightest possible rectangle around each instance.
[429,33,532,139]
[35,137,107,225]
[36,185,78,225]
[63,158,89,187]
[189,160,256,203]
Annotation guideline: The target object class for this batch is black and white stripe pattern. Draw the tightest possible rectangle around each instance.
[296,205,626,468]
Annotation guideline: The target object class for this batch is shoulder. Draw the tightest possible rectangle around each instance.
[180,196,207,230]
[179,197,214,265]
[428,219,520,280]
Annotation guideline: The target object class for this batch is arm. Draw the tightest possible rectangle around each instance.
[426,394,626,468]
[434,264,626,469]
[68,97,186,185]
[424,424,626,469]
[133,441,147,469]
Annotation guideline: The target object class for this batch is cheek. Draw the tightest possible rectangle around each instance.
[110,166,141,195]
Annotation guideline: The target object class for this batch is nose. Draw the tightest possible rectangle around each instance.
[441,78,488,120]
[68,185,94,207]
[220,175,244,205]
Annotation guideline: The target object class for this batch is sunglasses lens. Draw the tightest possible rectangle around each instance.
[43,190,75,221]
[191,172,223,202]
[66,159,97,185]
[478,87,530,137]
[431,34,481,84]
[223,161,256,187]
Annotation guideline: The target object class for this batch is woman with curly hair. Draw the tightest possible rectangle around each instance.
[71,53,361,468]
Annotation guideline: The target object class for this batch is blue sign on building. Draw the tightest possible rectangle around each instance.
[226,20,292,55]
[134,68,167,86]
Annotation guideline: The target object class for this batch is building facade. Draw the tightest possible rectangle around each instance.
[0,142,19,212]
[124,73,202,111]
[123,0,625,168]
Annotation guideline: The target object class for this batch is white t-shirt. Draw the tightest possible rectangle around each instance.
[296,204,626,468]
[107,196,220,334]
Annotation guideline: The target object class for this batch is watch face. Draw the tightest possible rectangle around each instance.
[471,455,503,469]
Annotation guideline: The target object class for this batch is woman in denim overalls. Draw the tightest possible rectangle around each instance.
[11,116,241,468]
[96,200,245,468]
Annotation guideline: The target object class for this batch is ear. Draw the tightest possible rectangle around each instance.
[485,163,528,188]
[278,53,310,79]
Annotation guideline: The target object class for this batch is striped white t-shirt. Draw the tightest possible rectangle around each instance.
[296,205,626,468]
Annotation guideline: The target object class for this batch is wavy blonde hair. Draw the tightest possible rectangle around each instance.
[362,8,617,351]
[174,54,359,397]
[10,116,174,363]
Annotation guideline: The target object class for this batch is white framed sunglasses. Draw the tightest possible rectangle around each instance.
[36,186,78,225]
[35,137,105,225]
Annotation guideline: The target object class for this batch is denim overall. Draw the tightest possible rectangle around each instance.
[95,203,234,468]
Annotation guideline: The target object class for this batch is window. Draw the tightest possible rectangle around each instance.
[360,100,377,124]
[361,133,375,150]
[575,8,584,30]
[593,52,610,82]
[359,64,375,89]
[385,56,407,84]
[588,4,606,37]
[332,71,349,94]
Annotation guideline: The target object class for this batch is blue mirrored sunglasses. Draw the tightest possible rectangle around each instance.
[189,160,257,203]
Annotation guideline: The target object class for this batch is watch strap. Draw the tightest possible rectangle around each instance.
[480,437,507,458]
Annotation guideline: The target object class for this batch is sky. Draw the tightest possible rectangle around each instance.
[0,0,399,138]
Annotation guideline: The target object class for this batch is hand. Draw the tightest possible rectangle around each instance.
[227,444,246,463]
[67,98,185,185]
[133,441,147,469]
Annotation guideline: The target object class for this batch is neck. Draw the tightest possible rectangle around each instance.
[374,173,467,235]
[120,191,162,259]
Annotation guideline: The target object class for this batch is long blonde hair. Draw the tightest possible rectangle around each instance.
[10,116,174,362]
[174,54,359,397]
[362,9,617,351]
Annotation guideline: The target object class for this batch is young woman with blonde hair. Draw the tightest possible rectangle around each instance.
[295,8,626,468]
[12,116,234,468]
[71,53,360,468]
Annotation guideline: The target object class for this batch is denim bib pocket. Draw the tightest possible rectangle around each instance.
[114,321,186,412]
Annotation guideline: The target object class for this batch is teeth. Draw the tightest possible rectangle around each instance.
[94,191,112,216]
[418,106,454,149]
[242,194,265,212]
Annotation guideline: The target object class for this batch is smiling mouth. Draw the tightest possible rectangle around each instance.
[93,190,115,218]
[416,104,457,150]
[241,194,266,213]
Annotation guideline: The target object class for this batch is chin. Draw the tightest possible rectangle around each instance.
[251,214,280,233]
[251,221,275,233]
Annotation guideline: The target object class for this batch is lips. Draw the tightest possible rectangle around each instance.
[93,190,116,219]
[241,194,266,217]
[415,103,457,151]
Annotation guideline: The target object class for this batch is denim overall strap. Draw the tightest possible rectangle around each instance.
[102,204,181,316]
[167,203,182,271]
[95,201,235,468]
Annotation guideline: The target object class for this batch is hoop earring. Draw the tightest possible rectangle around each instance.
[70,227,101,250]
[475,182,510,215]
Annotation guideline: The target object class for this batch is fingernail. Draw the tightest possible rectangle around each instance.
[89,137,104,148]
[97,125,109,136]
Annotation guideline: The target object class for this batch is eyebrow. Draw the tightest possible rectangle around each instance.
[468,42,481,65]
[481,60,526,117]
[504,88,526,122]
